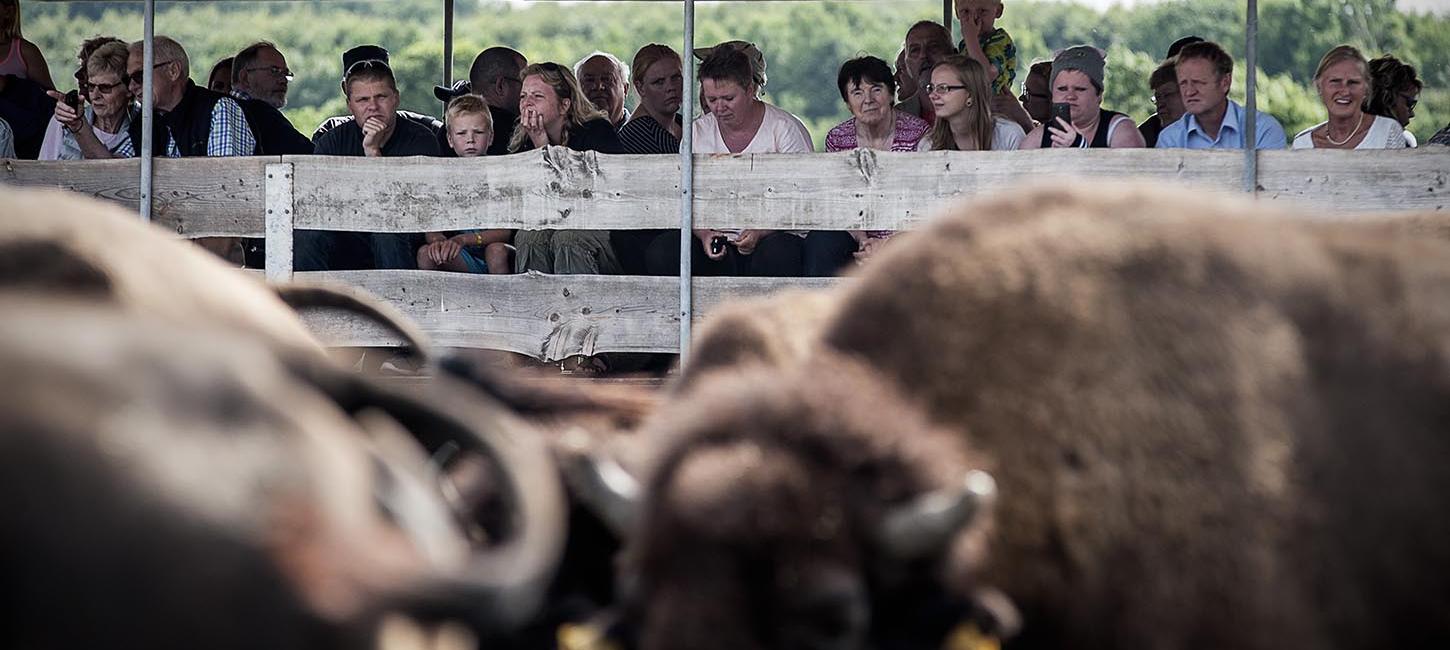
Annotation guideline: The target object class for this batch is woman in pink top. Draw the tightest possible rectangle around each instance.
[811,55,931,275]
[0,0,55,90]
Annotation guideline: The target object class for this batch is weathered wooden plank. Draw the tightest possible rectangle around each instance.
[283,148,1253,232]
[293,271,840,357]
[7,149,1444,239]
[1257,148,1448,214]
[264,163,295,282]
[1,156,274,237]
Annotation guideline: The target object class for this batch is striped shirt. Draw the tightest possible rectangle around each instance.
[618,114,681,154]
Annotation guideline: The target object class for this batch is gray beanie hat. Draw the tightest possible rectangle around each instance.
[1051,45,1106,93]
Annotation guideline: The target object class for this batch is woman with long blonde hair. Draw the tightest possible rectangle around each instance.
[508,61,619,154]
[508,61,624,370]
[921,54,1022,151]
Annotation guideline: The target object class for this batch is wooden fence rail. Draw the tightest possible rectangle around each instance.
[5,148,1446,358]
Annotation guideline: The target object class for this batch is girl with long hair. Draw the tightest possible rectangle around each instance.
[922,55,1023,151]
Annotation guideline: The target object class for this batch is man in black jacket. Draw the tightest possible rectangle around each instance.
[294,58,438,272]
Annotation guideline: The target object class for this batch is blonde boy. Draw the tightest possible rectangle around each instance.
[955,0,1017,95]
[416,94,514,273]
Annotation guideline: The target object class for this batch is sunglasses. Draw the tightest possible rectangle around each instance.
[1401,93,1419,111]
[127,60,173,86]
[89,80,126,95]
[344,58,391,77]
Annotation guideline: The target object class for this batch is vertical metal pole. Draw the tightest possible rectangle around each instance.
[1242,0,1258,193]
[443,0,455,95]
[140,0,154,222]
[678,0,696,364]
[943,0,953,35]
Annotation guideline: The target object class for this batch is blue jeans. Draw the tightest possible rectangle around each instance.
[294,231,420,271]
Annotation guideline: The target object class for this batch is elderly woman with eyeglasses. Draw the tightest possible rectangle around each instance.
[43,40,135,160]
[1292,45,1406,150]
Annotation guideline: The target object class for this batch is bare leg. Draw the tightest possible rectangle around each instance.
[485,243,514,274]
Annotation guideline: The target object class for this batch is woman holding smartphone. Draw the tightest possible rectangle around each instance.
[1022,45,1144,149]
[919,54,1025,152]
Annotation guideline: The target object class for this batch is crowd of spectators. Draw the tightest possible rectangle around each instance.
[3,0,1447,278]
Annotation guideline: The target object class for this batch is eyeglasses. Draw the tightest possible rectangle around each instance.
[245,65,294,81]
[1401,93,1419,110]
[126,60,174,87]
[88,79,126,95]
[924,83,967,95]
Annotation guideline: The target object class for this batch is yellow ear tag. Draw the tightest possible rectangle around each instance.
[944,622,1001,650]
[557,622,623,650]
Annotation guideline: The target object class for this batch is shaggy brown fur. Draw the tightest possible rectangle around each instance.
[627,354,998,650]
[821,184,1450,650]
[673,288,842,393]
[0,188,429,360]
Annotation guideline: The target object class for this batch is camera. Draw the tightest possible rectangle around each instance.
[710,235,728,256]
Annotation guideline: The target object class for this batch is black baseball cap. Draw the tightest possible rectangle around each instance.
[433,79,471,102]
[1166,36,1204,59]
[342,45,390,77]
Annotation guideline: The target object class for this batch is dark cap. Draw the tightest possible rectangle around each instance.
[433,79,471,102]
[342,45,389,77]
[1166,36,1204,59]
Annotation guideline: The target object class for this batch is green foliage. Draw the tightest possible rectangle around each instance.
[19,0,1449,145]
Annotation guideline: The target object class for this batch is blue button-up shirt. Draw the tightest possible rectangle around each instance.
[1155,99,1286,150]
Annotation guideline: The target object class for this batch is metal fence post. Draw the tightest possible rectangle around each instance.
[678,0,696,364]
[140,0,154,221]
[1243,0,1259,194]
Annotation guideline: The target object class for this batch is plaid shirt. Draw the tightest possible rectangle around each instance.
[114,96,255,158]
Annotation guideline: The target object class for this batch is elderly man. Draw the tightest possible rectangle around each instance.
[894,21,954,123]
[575,51,630,127]
[1156,40,1285,150]
[56,36,255,159]
[231,41,289,109]
[294,59,438,272]
[229,42,311,155]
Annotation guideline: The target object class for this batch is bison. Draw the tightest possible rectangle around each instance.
[815,184,1450,649]
[556,184,1450,650]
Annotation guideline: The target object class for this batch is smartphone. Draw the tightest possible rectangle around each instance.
[64,89,81,111]
[1051,102,1072,127]
[710,235,728,256]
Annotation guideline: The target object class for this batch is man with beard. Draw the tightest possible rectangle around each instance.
[894,21,954,125]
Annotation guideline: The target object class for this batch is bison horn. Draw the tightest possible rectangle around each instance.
[273,283,435,364]
[879,469,997,561]
[286,360,568,632]
[558,428,642,537]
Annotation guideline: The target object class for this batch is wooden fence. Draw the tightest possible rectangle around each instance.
[4,148,1446,358]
